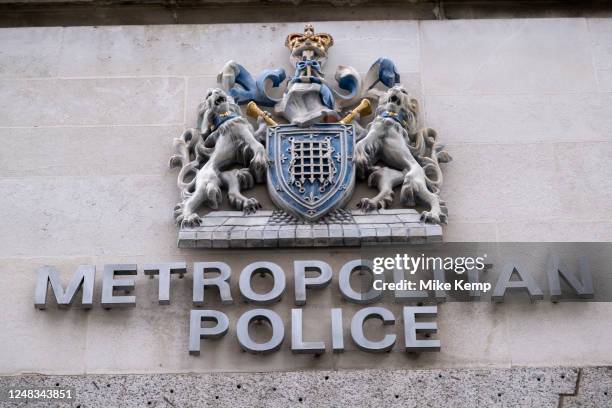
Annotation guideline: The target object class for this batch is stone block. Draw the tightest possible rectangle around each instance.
[0,27,62,78]
[396,212,422,223]
[200,216,227,227]
[407,226,427,244]
[426,93,612,144]
[321,20,419,73]
[496,221,612,242]
[353,214,400,224]
[223,216,269,226]
[0,176,179,259]
[597,68,612,92]
[295,225,313,247]
[564,367,612,407]
[312,225,329,247]
[263,226,279,248]
[421,19,597,95]
[375,225,392,243]
[342,225,361,246]
[277,225,296,247]
[0,126,180,178]
[442,143,563,224]
[245,226,264,247]
[58,24,290,77]
[425,224,443,242]
[379,209,420,216]
[327,224,344,246]
[390,226,409,243]
[228,226,248,248]
[0,77,184,127]
[212,226,232,248]
[196,227,216,248]
[177,231,196,249]
[0,367,582,407]
[358,226,378,244]
[588,18,612,70]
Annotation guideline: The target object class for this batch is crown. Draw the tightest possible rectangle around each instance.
[285,23,334,53]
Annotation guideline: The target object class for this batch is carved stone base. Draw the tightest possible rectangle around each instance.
[177,209,442,249]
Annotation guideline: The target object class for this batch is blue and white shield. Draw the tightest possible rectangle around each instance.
[267,123,355,221]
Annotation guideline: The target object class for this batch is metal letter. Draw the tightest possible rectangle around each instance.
[294,260,332,306]
[101,264,137,308]
[547,255,594,301]
[193,262,233,306]
[236,309,284,354]
[339,259,383,304]
[403,306,440,352]
[467,267,484,300]
[239,262,285,304]
[188,310,229,356]
[433,265,447,302]
[331,308,344,353]
[143,262,187,305]
[350,307,396,352]
[492,263,544,302]
[34,265,95,309]
[291,309,325,354]
[393,268,428,303]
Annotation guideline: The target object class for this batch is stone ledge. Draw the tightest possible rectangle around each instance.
[178,209,443,248]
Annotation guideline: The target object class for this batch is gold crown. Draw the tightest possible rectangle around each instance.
[285,23,334,53]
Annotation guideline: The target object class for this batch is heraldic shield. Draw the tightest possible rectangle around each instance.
[267,123,355,221]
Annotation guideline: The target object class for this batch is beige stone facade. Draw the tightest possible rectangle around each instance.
[0,19,611,380]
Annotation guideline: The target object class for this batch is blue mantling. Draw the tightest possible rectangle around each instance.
[336,70,360,101]
[228,63,286,107]
[367,57,401,89]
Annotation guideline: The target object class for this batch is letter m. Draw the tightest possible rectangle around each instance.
[34,265,95,309]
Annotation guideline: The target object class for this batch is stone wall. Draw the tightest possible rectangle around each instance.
[0,19,611,377]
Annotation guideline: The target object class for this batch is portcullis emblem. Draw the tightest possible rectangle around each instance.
[267,123,354,221]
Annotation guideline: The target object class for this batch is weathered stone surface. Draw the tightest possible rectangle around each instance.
[426,93,612,144]
[0,367,583,407]
[0,126,179,178]
[1,18,612,380]
[0,175,179,259]
[0,77,184,127]
[0,27,63,78]
[421,19,597,95]
[563,367,612,407]
[588,19,612,70]
[589,19,612,92]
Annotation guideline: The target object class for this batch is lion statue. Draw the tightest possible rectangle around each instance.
[354,86,452,224]
[169,88,268,227]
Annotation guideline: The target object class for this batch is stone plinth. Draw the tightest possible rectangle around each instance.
[177,209,443,248]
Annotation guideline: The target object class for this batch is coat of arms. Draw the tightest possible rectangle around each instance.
[170,24,452,248]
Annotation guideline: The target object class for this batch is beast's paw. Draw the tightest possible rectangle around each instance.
[357,198,379,212]
[229,194,261,214]
[242,198,262,214]
[357,192,394,212]
[420,210,447,225]
[180,213,202,228]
